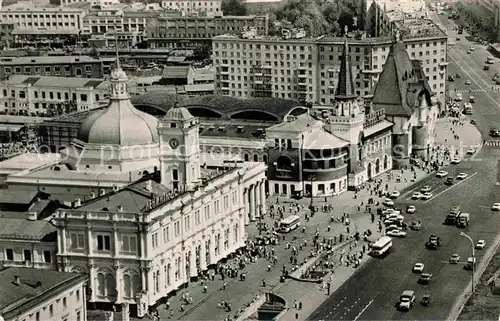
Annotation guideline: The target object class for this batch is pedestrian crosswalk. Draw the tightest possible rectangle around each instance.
[454,88,487,93]
[483,140,500,147]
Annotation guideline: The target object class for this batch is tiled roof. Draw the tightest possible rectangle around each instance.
[0,268,85,313]
[371,41,432,117]
[304,129,349,149]
[162,66,190,79]
[0,190,39,204]
[0,218,56,240]
[335,38,357,100]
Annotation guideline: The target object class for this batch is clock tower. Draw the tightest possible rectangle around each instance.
[158,106,201,191]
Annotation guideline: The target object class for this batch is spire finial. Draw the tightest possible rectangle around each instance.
[344,25,348,37]
[114,25,120,70]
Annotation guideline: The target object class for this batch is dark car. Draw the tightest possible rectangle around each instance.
[456,73,461,78]
[445,177,454,185]
[490,128,500,137]
[448,75,454,82]
[418,273,432,284]
[484,65,490,70]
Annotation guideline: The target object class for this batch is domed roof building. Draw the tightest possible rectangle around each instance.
[64,57,160,174]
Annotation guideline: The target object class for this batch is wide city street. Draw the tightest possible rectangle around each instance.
[307,12,500,321]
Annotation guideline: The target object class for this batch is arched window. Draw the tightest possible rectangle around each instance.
[263,155,268,164]
[155,270,160,293]
[233,223,239,244]
[132,275,141,296]
[253,154,259,162]
[105,274,116,298]
[124,274,131,298]
[244,154,249,161]
[224,228,230,250]
[97,273,105,296]
[166,263,171,286]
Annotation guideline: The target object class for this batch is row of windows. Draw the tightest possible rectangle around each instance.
[30,290,81,321]
[3,248,52,263]
[3,64,94,75]
[215,42,314,52]
[1,89,99,102]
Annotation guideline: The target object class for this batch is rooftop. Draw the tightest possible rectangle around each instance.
[0,190,40,205]
[303,129,349,149]
[266,113,320,133]
[0,56,101,66]
[0,218,56,241]
[1,2,85,11]
[43,107,107,125]
[394,18,447,39]
[0,152,60,174]
[199,123,268,139]
[0,268,86,316]
[2,75,108,89]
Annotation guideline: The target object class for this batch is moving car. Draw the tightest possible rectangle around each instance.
[490,128,500,137]
[469,96,475,103]
[421,192,433,200]
[421,185,432,193]
[411,220,422,230]
[445,177,454,186]
[484,64,490,70]
[406,205,416,214]
[470,46,475,51]
[418,273,432,285]
[386,229,407,238]
[450,253,460,264]
[413,263,425,273]
[457,173,468,180]
[426,235,440,249]
[448,75,455,82]
[465,80,471,85]
[466,148,475,155]
[456,92,463,101]
[386,224,401,232]
[412,191,423,199]
[383,198,395,206]
[465,257,476,270]
[436,171,448,178]
[399,290,416,311]
[390,191,401,199]
[476,240,486,250]
[451,158,461,164]
[492,203,500,211]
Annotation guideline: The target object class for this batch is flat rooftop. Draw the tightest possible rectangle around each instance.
[2,75,108,89]
[0,55,101,65]
[393,18,447,38]
[0,153,60,174]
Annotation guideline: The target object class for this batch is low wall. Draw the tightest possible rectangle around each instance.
[236,294,265,321]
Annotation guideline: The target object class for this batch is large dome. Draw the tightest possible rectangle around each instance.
[77,99,159,146]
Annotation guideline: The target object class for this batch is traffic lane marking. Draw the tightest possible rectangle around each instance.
[424,172,478,202]
[324,295,372,320]
[354,299,375,321]
[402,170,476,199]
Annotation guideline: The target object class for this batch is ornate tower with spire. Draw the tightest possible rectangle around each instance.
[325,30,365,185]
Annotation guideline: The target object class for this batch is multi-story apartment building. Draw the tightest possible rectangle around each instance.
[161,0,222,13]
[0,3,86,34]
[146,12,269,48]
[0,56,105,79]
[0,268,87,321]
[0,216,57,270]
[212,18,447,106]
[0,75,108,115]
[81,6,161,35]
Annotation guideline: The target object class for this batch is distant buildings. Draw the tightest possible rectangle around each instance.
[212,18,447,107]
[146,13,269,49]
[0,268,87,321]
[160,0,222,13]
[0,75,108,116]
[0,56,105,80]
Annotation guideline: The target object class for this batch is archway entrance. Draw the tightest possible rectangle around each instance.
[367,163,372,179]
[375,159,380,174]
[383,155,388,170]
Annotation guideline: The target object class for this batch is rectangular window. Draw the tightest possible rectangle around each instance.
[204,205,210,220]
[43,250,51,263]
[23,249,31,261]
[77,311,81,321]
[122,235,137,252]
[70,233,85,249]
[35,312,40,321]
[5,249,13,260]
[214,200,220,214]
[49,304,54,317]
[195,210,201,225]
[184,215,190,231]
[152,232,158,248]
[80,94,87,102]
[19,91,25,98]
[97,234,111,251]
[163,226,170,242]
[223,195,229,210]
[62,297,67,308]
[76,290,80,301]
[231,191,237,204]
[174,221,180,236]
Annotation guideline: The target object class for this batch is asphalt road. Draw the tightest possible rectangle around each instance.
[307,14,500,321]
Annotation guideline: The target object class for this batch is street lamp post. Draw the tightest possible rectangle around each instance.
[460,232,475,294]
[308,175,316,211]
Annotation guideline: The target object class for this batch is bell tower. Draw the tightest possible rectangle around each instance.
[158,106,201,191]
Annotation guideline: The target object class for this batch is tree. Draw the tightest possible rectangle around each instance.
[193,44,212,60]
[222,0,247,16]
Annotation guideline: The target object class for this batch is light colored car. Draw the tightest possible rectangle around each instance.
[383,198,395,207]
[436,171,449,178]
[390,191,401,199]
[476,240,486,249]
[450,253,460,264]
[413,263,425,273]
[418,273,432,284]
[412,191,423,199]
[457,173,468,180]
[470,46,475,51]
[492,203,500,211]
[456,92,463,101]
[386,229,407,237]
[421,192,433,200]
[451,158,461,164]
[421,185,432,193]
[465,80,471,85]
[406,205,416,214]
[466,148,476,155]
[386,224,400,231]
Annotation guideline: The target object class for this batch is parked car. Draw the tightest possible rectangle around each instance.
[411,220,422,230]
[450,254,460,264]
[413,263,425,273]
[406,205,416,214]
[476,240,486,249]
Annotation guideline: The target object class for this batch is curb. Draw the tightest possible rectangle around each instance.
[447,228,500,320]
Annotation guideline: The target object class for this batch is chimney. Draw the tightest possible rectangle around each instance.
[73,198,82,208]
[117,205,123,212]
[90,191,96,199]
[99,189,106,196]
[13,276,20,285]
[28,211,37,221]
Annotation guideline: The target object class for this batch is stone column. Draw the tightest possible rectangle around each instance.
[243,188,249,226]
[254,182,261,218]
[260,179,266,216]
[113,225,119,257]
[60,227,67,255]
[249,184,256,221]
[190,250,197,278]
[200,242,207,270]
[88,263,95,302]
[140,267,148,292]
[114,264,122,303]
[87,226,93,256]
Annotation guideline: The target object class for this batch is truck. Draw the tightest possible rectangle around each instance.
[399,290,416,311]
[445,206,461,225]
[457,213,470,228]
[426,235,441,249]
[458,25,464,34]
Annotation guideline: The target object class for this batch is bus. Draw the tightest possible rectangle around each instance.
[278,215,301,233]
[464,102,473,115]
[370,236,393,257]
